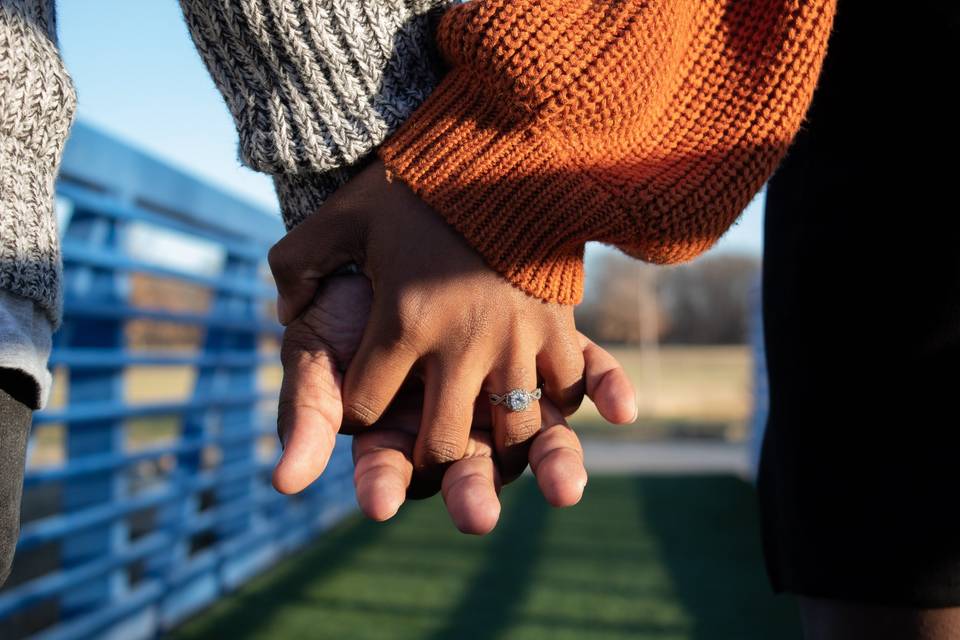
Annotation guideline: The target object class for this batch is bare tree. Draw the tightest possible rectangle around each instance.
[577,251,760,345]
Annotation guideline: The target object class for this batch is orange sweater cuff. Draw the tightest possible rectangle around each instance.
[378,69,600,305]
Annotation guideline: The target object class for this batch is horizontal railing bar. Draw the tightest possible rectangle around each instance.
[62,241,276,300]
[32,580,165,640]
[61,299,282,335]
[165,491,354,587]
[0,531,171,618]
[34,392,276,425]
[18,485,175,551]
[183,486,291,537]
[3,474,355,628]
[57,182,268,260]
[48,348,279,369]
[17,460,276,550]
[24,425,275,486]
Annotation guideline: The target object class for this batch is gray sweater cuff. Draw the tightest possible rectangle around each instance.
[273,168,352,231]
[0,290,53,410]
[181,0,450,227]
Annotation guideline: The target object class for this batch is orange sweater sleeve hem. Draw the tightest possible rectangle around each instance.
[379,67,607,304]
[379,0,836,305]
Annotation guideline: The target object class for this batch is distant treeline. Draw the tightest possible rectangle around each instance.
[576,252,761,345]
[128,253,759,349]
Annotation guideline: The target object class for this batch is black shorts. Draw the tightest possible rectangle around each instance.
[756,1,960,607]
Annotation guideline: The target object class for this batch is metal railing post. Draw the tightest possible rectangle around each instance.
[57,210,130,619]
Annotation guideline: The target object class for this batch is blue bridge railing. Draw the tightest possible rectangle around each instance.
[0,123,356,639]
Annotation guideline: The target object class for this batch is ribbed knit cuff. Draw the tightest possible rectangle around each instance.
[379,69,609,305]
[0,290,53,410]
[273,167,355,230]
[0,136,63,326]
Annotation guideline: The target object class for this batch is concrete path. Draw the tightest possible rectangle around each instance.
[581,439,751,476]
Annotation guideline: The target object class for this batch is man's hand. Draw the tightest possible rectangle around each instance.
[273,274,636,533]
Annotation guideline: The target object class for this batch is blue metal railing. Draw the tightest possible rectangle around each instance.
[0,123,356,639]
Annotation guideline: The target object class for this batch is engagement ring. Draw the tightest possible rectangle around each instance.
[489,388,542,412]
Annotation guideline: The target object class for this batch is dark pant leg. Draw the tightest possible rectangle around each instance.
[0,381,31,586]
[757,1,960,606]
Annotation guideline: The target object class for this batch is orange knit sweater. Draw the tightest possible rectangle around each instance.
[379,0,836,304]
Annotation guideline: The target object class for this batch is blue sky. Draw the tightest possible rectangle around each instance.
[56,0,763,257]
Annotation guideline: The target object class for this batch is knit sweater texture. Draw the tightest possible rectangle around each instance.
[180,0,452,229]
[1,0,836,326]
[0,0,76,325]
[379,0,837,303]
[0,0,447,402]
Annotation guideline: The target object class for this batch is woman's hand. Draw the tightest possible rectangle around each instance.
[269,160,588,480]
[275,274,637,533]
[350,333,636,534]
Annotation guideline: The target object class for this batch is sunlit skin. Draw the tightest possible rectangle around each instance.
[272,275,637,534]
[268,160,592,485]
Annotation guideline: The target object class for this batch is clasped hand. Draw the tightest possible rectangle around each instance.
[267,161,636,533]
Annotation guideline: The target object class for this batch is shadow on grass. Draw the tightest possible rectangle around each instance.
[634,476,802,640]
[175,475,801,640]
[172,481,554,640]
[426,478,550,639]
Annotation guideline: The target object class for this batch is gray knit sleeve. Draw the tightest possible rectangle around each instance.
[0,1,76,326]
[180,0,451,229]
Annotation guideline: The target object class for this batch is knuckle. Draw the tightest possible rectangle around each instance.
[504,416,541,447]
[280,328,338,372]
[419,435,464,467]
[280,324,313,360]
[383,331,423,362]
[395,296,429,342]
[267,242,290,278]
[343,398,380,427]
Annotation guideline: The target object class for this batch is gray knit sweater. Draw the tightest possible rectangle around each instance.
[0,0,448,403]
[180,0,451,230]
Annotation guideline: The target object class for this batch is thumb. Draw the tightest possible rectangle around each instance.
[579,333,638,425]
[273,323,344,494]
[268,212,361,325]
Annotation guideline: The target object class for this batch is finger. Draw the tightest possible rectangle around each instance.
[268,212,361,325]
[487,356,541,484]
[530,400,587,507]
[537,332,586,417]
[273,324,343,495]
[353,383,445,501]
[405,388,494,500]
[579,333,638,424]
[441,433,501,535]
[342,304,421,428]
[352,430,415,522]
[414,357,482,473]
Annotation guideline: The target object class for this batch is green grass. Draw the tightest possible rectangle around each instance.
[172,476,800,640]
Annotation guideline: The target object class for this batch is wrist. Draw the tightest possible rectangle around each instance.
[379,69,598,304]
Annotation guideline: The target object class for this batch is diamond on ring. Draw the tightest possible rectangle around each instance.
[489,388,543,412]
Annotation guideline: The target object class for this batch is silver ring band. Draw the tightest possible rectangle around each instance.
[489,388,542,412]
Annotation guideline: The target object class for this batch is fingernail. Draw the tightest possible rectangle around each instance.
[631,401,640,424]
